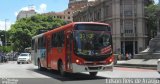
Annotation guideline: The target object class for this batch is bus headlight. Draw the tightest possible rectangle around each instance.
[76,59,83,65]
[109,58,113,63]
[76,59,80,63]
[106,56,114,64]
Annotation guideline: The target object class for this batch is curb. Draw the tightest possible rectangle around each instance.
[114,64,157,70]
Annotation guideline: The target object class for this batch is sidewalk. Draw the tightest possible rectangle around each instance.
[115,59,158,70]
[0,61,11,64]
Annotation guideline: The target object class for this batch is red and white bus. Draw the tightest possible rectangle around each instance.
[31,22,114,76]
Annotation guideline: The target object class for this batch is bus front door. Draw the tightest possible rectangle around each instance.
[66,33,72,71]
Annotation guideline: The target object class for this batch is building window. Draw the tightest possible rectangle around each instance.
[124,20,133,34]
[104,6,109,18]
[124,11,132,16]
[120,0,135,17]
[68,16,70,19]
[97,12,100,20]
[68,12,70,14]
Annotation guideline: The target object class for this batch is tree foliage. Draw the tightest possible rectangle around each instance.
[9,14,67,52]
[145,0,154,6]
[145,4,160,40]
[0,30,12,53]
[0,46,12,53]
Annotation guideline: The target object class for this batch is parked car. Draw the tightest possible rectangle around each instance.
[17,53,31,64]
[157,59,160,73]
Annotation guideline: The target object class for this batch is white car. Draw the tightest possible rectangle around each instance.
[17,53,31,64]
[157,59,160,73]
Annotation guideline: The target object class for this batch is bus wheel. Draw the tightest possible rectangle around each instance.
[89,72,97,77]
[59,62,65,76]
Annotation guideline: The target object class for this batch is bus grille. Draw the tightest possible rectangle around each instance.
[88,66,102,70]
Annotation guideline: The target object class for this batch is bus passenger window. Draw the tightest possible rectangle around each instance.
[52,31,64,47]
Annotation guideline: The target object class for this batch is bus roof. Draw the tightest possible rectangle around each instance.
[32,22,110,39]
[73,22,110,26]
[32,33,43,39]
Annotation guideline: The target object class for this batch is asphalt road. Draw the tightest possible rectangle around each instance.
[0,61,160,84]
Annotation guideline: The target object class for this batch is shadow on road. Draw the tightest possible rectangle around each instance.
[28,68,108,81]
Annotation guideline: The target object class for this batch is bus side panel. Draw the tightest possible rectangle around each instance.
[39,48,47,68]
[50,47,65,70]
[59,47,66,70]
[50,48,58,70]
[31,50,36,65]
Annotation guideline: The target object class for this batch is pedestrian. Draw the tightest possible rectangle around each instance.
[128,53,132,60]
[118,53,122,60]
[126,53,129,60]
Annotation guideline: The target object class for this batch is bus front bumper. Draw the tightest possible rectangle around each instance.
[71,62,113,73]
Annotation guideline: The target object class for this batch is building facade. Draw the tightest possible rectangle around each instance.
[44,9,73,22]
[44,0,96,22]
[73,0,147,55]
[69,0,95,12]
[69,0,88,8]
[17,10,36,20]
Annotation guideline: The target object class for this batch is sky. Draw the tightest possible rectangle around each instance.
[0,0,69,30]
[0,0,159,30]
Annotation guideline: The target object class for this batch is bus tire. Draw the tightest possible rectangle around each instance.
[58,62,65,76]
[89,72,97,77]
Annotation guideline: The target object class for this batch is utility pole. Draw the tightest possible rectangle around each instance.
[4,19,8,46]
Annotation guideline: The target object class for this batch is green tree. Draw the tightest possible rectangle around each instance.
[145,3,160,44]
[145,0,154,6]
[0,30,12,53]
[0,46,12,53]
[9,14,67,52]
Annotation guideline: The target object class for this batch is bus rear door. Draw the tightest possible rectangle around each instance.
[46,36,52,68]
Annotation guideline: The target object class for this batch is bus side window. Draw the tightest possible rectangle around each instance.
[31,39,35,50]
[42,36,45,48]
[59,31,64,47]
[35,39,38,52]
[38,37,45,49]
[52,33,57,47]
[38,38,41,49]
[52,31,64,48]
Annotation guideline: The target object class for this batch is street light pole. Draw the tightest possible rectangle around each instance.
[4,19,8,46]
[0,19,8,46]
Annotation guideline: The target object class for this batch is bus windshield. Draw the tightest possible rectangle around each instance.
[74,24,112,56]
